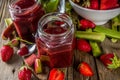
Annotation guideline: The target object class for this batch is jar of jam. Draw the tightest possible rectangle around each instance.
[9,0,45,42]
[35,12,74,68]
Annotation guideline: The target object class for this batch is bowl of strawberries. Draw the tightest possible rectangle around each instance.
[69,0,120,25]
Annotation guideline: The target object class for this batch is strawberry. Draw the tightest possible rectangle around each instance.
[78,62,94,77]
[77,39,92,53]
[89,0,99,10]
[18,66,32,80]
[0,45,14,62]
[100,53,120,69]
[81,0,99,10]
[48,68,65,80]
[79,19,95,30]
[17,46,29,56]
[100,53,114,66]
[100,0,119,10]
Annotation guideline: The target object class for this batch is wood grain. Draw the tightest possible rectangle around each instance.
[0,0,120,80]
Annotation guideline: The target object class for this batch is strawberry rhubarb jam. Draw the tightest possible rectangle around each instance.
[35,13,74,68]
[9,0,45,42]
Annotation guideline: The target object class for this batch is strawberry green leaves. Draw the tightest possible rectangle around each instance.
[108,54,120,69]
[100,53,120,69]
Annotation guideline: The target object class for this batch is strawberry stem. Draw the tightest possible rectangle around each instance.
[108,53,120,69]
[16,37,33,45]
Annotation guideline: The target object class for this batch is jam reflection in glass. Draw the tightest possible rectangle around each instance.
[9,0,45,42]
[36,13,74,68]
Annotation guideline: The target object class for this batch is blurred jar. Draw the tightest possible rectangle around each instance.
[9,0,45,42]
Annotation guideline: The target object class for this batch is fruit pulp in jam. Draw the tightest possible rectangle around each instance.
[10,0,45,42]
[36,21,74,68]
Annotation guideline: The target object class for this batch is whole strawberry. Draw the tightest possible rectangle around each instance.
[18,66,32,80]
[78,62,94,77]
[0,45,14,62]
[77,39,92,53]
[17,46,29,56]
[48,68,65,80]
[100,53,120,69]
[100,0,119,10]
[79,19,95,30]
[89,0,99,10]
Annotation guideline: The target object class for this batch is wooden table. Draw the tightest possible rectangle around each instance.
[0,0,120,80]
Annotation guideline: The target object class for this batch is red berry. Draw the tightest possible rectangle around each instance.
[17,46,29,56]
[89,0,99,10]
[18,66,32,80]
[48,68,65,80]
[78,62,94,77]
[100,0,119,10]
[100,53,114,66]
[77,39,92,53]
[79,19,95,30]
[0,45,14,62]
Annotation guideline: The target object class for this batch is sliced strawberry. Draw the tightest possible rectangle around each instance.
[78,62,94,77]
[79,19,95,30]
[100,0,119,10]
[77,39,92,53]
[0,45,14,62]
[18,66,32,80]
[48,68,65,80]
[24,54,37,66]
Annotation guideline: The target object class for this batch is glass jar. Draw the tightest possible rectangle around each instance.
[9,0,45,42]
[35,12,74,68]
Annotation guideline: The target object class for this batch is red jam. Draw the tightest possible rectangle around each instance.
[36,19,74,68]
[9,0,45,42]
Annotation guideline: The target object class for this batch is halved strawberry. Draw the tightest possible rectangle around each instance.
[78,62,94,77]
[48,68,65,80]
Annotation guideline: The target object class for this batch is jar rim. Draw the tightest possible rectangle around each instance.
[8,0,40,11]
[37,12,74,37]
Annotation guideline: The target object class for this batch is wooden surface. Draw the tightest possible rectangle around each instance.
[0,0,120,80]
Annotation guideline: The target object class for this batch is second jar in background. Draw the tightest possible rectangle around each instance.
[9,0,45,42]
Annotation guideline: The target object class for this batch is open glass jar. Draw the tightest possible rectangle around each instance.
[35,12,74,68]
[9,0,45,42]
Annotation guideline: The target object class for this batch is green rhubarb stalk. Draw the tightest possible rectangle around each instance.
[75,31,105,42]
[111,15,120,43]
[89,41,102,57]
[4,18,13,26]
[86,29,102,57]
[93,26,120,39]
